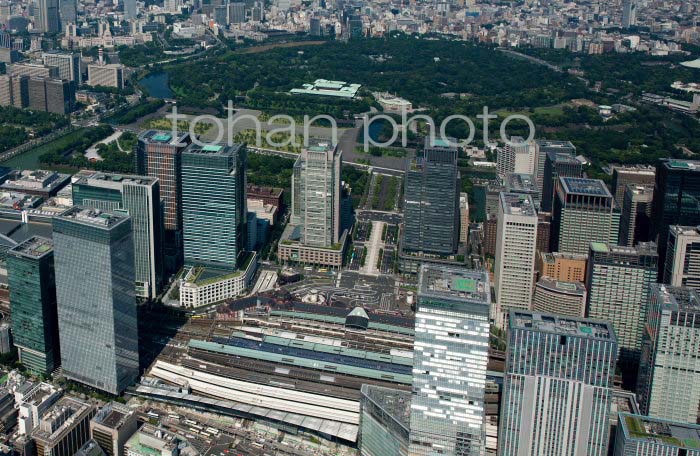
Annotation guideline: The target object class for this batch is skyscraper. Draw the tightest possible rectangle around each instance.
[541,150,582,212]
[551,177,620,254]
[610,164,655,206]
[499,311,617,456]
[409,265,490,456]
[72,171,163,300]
[291,142,341,248]
[36,0,60,32]
[618,184,653,247]
[585,242,657,367]
[7,237,60,376]
[135,130,192,272]
[41,52,80,85]
[651,159,700,275]
[494,193,538,326]
[533,139,576,195]
[359,385,410,456]
[403,139,460,255]
[58,0,77,28]
[229,2,245,24]
[622,0,636,28]
[496,137,534,178]
[123,0,136,19]
[637,284,700,423]
[664,225,700,291]
[53,207,138,395]
[182,143,247,269]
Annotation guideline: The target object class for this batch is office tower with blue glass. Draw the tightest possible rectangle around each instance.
[53,207,138,395]
[499,311,617,456]
[552,177,620,254]
[7,237,60,376]
[409,265,490,456]
[637,284,700,424]
[182,142,247,269]
[359,385,410,456]
[652,159,700,275]
[72,171,163,300]
[585,242,657,368]
[403,139,460,256]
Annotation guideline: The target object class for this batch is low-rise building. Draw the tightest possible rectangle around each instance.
[532,277,587,318]
[179,252,258,308]
[614,413,700,456]
[31,396,96,456]
[1,170,71,198]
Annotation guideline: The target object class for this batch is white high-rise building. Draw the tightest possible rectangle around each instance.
[494,192,538,326]
[664,225,700,292]
[409,265,490,456]
[637,285,700,424]
[496,136,535,178]
[499,311,618,456]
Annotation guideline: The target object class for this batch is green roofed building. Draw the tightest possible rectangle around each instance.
[7,236,60,376]
[614,413,700,456]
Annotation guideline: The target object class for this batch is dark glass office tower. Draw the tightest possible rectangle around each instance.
[651,159,700,274]
[7,237,60,376]
[402,139,460,256]
[541,151,583,212]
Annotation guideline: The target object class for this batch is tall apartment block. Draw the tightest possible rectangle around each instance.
[499,311,618,456]
[359,385,410,456]
[494,193,538,326]
[541,150,582,212]
[87,64,124,89]
[0,74,28,108]
[72,171,163,300]
[90,402,138,456]
[585,242,657,367]
[651,159,700,274]
[31,397,95,456]
[182,143,247,269]
[402,139,460,255]
[409,265,490,456]
[532,277,587,318]
[552,177,620,255]
[637,285,700,424]
[610,164,655,206]
[7,237,60,376]
[614,413,700,456]
[619,184,653,246]
[41,52,81,85]
[664,225,700,291]
[533,139,576,195]
[53,207,139,395]
[496,137,534,177]
[135,130,192,272]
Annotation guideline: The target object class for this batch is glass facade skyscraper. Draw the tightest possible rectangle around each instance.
[182,143,247,269]
[402,139,460,256]
[7,236,60,376]
[72,171,163,300]
[499,311,618,456]
[53,207,139,395]
[359,385,410,456]
[651,159,700,275]
[409,265,490,456]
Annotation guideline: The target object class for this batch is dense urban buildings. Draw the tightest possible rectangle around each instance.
[585,242,658,367]
[496,137,533,178]
[90,402,138,456]
[610,165,655,206]
[72,171,163,300]
[7,237,60,376]
[663,225,700,292]
[533,139,576,195]
[402,139,460,256]
[409,265,490,456]
[499,311,618,456]
[494,193,537,326]
[618,184,653,247]
[532,277,587,318]
[552,177,620,255]
[541,150,582,212]
[53,207,139,395]
[637,285,700,424]
[537,251,587,282]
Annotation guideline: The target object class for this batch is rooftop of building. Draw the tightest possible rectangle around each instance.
[1,170,70,191]
[183,142,244,157]
[547,150,581,163]
[424,136,458,150]
[619,413,700,449]
[246,184,284,197]
[138,129,190,146]
[92,402,133,429]
[625,184,654,197]
[535,139,576,150]
[0,191,42,210]
[125,424,180,455]
[661,159,700,171]
[506,173,537,192]
[360,384,411,430]
[8,236,53,259]
[540,251,588,263]
[57,207,129,229]
[669,225,700,237]
[73,171,157,189]
[590,241,658,257]
[500,192,537,217]
[418,264,490,304]
[560,177,612,197]
[510,311,615,341]
[536,277,586,296]
[613,164,656,175]
[31,396,93,444]
[652,284,700,313]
